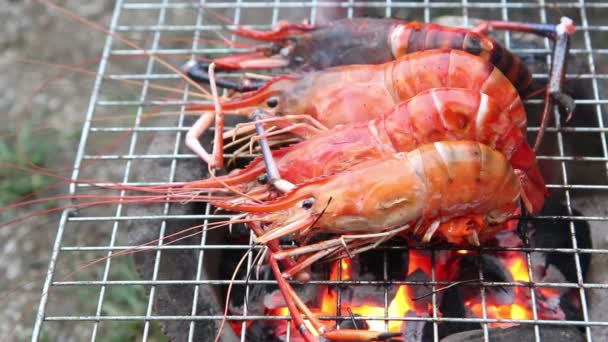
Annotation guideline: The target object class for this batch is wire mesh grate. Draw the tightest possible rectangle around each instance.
[31,0,608,341]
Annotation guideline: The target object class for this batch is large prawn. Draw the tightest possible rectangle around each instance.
[210,140,522,341]
[186,17,575,152]
[185,49,528,168]
[187,88,545,213]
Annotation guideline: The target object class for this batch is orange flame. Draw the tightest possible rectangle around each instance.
[267,257,420,337]
[467,252,534,327]
[321,259,415,332]
[507,254,530,282]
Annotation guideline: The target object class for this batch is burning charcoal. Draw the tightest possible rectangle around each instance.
[559,292,586,322]
[491,228,526,248]
[528,200,591,282]
[227,264,275,316]
[343,247,410,282]
[399,270,435,342]
[407,269,435,312]
[384,243,410,281]
[263,284,322,310]
[339,313,370,330]
[441,325,585,342]
[357,249,391,279]
[222,260,277,315]
[525,200,591,322]
[456,254,515,305]
[245,320,281,342]
[337,254,399,305]
[422,286,480,341]
[264,289,288,310]
[531,278,567,322]
[340,285,395,308]
[402,310,427,342]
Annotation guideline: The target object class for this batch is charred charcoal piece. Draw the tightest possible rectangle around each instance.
[529,200,591,282]
[526,199,591,322]
[408,269,434,309]
[422,286,480,341]
[403,310,427,342]
[456,254,514,305]
[458,254,512,283]
[128,125,239,342]
[560,292,585,322]
[245,320,281,342]
[352,242,410,281]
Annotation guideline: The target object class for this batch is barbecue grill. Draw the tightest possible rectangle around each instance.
[30,0,608,341]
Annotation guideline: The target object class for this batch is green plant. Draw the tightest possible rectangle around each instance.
[0,121,57,207]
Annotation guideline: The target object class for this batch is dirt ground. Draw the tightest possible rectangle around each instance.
[1,1,119,340]
[0,2,258,340]
[1,2,222,340]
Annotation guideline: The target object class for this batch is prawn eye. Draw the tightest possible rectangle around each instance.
[266,97,278,108]
[257,173,269,184]
[302,198,315,210]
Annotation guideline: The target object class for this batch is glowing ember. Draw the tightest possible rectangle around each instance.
[539,288,560,297]
[323,259,416,332]
[348,284,416,332]
[507,254,530,282]
[408,250,432,276]
[464,252,564,327]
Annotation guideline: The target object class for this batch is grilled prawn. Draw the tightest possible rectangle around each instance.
[215,141,521,248]
[186,49,527,166]
[193,17,572,92]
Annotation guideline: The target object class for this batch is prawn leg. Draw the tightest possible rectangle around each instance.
[248,221,312,283]
[473,17,576,149]
[268,256,319,342]
[253,109,295,193]
[185,63,225,167]
[282,238,380,279]
[185,63,273,169]
[185,111,215,165]
[535,24,574,150]
[209,63,226,169]
[269,255,402,341]
[247,122,323,143]
[224,114,329,141]
[275,226,411,280]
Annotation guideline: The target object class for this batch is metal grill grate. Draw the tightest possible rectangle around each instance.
[31,0,608,341]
